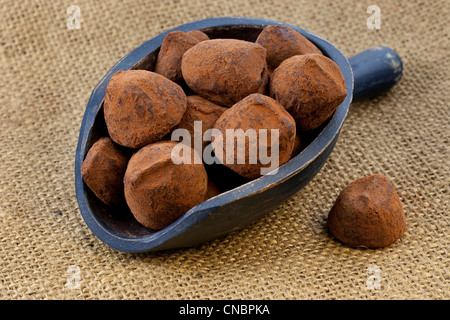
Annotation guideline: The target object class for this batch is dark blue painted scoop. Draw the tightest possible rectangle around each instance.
[75,17,403,252]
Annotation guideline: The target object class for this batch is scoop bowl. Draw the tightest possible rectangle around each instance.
[75,17,402,252]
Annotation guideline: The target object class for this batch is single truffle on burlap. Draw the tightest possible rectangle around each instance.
[327,174,407,248]
[81,137,129,206]
[256,24,322,73]
[103,70,187,149]
[212,93,296,179]
[270,53,347,131]
[123,141,208,230]
[181,39,269,107]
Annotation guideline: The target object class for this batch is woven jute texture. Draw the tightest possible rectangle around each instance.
[0,0,448,300]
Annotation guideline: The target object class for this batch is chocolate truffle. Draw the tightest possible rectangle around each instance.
[186,30,210,42]
[270,54,347,131]
[104,70,187,149]
[291,134,302,158]
[327,174,406,248]
[205,180,221,200]
[81,137,129,206]
[212,93,296,179]
[173,95,227,152]
[123,141,207,230]
[256,25,322,73]
[181,39,269,107]
[154,31,200,83]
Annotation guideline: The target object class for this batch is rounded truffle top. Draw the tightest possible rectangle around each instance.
[213,93,296,178]
[123,141,208,230]
[81,137,129,206]
[270,53,347,131]
[256,24,323,72]
[103,70,187,148]
[181,39,269,107]
[327,174,406,248]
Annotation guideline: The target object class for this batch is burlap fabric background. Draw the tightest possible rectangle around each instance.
[0,0,448,300]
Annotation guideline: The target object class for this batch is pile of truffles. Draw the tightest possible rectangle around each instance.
[82,25,348,231]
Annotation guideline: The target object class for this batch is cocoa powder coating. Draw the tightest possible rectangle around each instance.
[291,133,302,158]
[256,25,323,73]
[186,30,210,42]
[104,70,187,149]
[173,95,227,152]
[205,180,221,200]
[123,141,208,230]
[213,93,296,179]
[327,174,406,248]
[181,39,269,107]
[154,31,200,83]
[81,137,129,206]
[270,53,347,131]
[88,29,352,232]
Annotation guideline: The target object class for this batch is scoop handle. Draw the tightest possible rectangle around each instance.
[348,47,403,101]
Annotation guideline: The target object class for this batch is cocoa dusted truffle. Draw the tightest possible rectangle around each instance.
[327,174,406,248]
[174,95,227,152]
[181,39,269,107]
[256,25,322,73]
[291,134,302,158]
[104,70,187,149]
[270,53,347,131]
[205,180,221,200]
[123,141,207,230]
[81,137,129,206]
[154,31,200,83]
[212,93,296,179]
[186,30,210,42]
